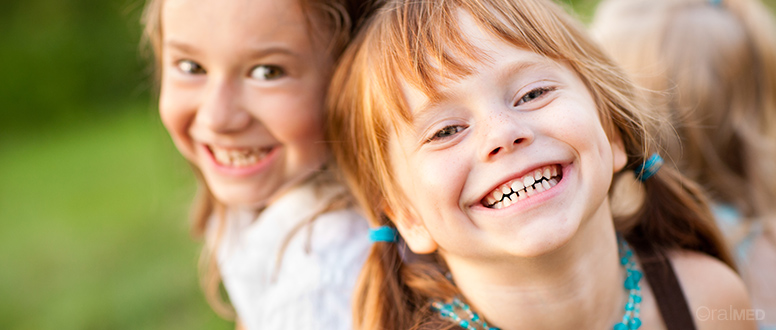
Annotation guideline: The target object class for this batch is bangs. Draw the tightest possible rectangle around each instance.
[360,0,594,126]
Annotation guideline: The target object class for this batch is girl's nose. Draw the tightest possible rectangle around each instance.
[195,77,252,133]
[479,112,534,162]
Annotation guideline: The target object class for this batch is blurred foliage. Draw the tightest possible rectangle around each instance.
[0,0,151,137]
[0,110,233,329]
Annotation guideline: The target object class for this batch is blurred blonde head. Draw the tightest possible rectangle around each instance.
[140,0,371,318]
[593,0,776,221]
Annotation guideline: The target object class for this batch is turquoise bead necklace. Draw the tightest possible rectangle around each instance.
[430,235,643,330]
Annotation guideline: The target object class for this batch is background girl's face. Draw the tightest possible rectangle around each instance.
[388,12,627,262]
[159,0,333,208]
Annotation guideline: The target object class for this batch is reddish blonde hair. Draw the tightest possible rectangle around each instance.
[326,0,734,328]
[140,0,375,318]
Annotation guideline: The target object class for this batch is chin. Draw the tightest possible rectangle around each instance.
[210,185,272,209]
[502,218,579,258]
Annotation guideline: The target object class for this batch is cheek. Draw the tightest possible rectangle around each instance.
[414,150,469,213]
[265,103,324,142]
[158,83,197,159]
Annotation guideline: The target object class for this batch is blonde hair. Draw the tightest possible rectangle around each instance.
[326,0,734,328]
[140,0,374,318]
[593,0,776,224]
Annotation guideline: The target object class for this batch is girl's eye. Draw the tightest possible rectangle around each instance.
[176,60,206,74]
[427,125,465,143]
[250,65,285,80]
[516,87,554,106]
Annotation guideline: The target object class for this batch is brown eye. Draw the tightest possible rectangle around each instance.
[516,87,553,106]
[429,125,464,142]
[250,65,285,80]
[176,60,206,74]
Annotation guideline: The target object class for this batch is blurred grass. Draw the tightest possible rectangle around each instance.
[0,107,232,330]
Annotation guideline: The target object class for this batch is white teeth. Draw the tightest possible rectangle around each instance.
[492,190,504,201]
[510,180,525,192]
[483,165,563,208]
[523,176,535,187]
[486,195,497,206]
[210,146,270,167]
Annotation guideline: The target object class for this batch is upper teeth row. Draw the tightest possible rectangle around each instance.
[211,146,270,167]
[484,165,560,208]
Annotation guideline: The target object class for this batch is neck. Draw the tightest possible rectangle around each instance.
[445,203,624,330]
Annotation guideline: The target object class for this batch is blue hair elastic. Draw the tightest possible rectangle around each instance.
[369,226,398,243]
[635,154,664,182]
[709,0,722,6]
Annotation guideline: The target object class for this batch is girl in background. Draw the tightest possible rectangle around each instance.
[593,0,776,327]
[141,0,374,328]
[328,0,754,329]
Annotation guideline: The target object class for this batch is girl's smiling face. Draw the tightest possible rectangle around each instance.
[388,12,627,261]
[158,0,333,208]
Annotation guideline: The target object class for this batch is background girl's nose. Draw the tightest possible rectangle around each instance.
[196,79,252,133]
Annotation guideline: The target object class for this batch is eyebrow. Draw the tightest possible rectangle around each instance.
[163,39,300,59]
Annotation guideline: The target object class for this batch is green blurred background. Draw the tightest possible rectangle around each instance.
[1,0,774,329]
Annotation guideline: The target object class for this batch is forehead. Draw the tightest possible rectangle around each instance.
[161,0,311,49]
[399,11,569,112]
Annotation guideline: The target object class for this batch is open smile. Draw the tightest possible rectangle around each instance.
[206,144,276,168]
[481,164,564,209]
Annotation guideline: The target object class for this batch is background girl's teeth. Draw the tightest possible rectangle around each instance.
[534,170,543,180]
[523,176,535,187]
[542,180,551,190]
[534,184,545,193]
[525,185,536,196]
[503,198,512,208]
[551,166,558,177]
[543,167,551,179]
[549,178,559,186]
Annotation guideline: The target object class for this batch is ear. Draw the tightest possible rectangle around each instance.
[384,205,438,254]
[611,132,628,173]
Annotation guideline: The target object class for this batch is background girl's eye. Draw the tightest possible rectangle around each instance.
[250,65,285,80]
[176,60,206,74]
[516,87,553,106]
[428,125,464,142]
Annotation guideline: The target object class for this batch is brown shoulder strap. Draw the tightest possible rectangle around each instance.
[633,243,697,330]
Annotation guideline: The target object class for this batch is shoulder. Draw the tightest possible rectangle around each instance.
[311,207,371,249]
[306,206,370,276]
[668,250,757,330]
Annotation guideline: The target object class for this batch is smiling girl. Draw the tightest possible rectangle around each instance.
[141,0,373,328]
[328,0,754,329]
